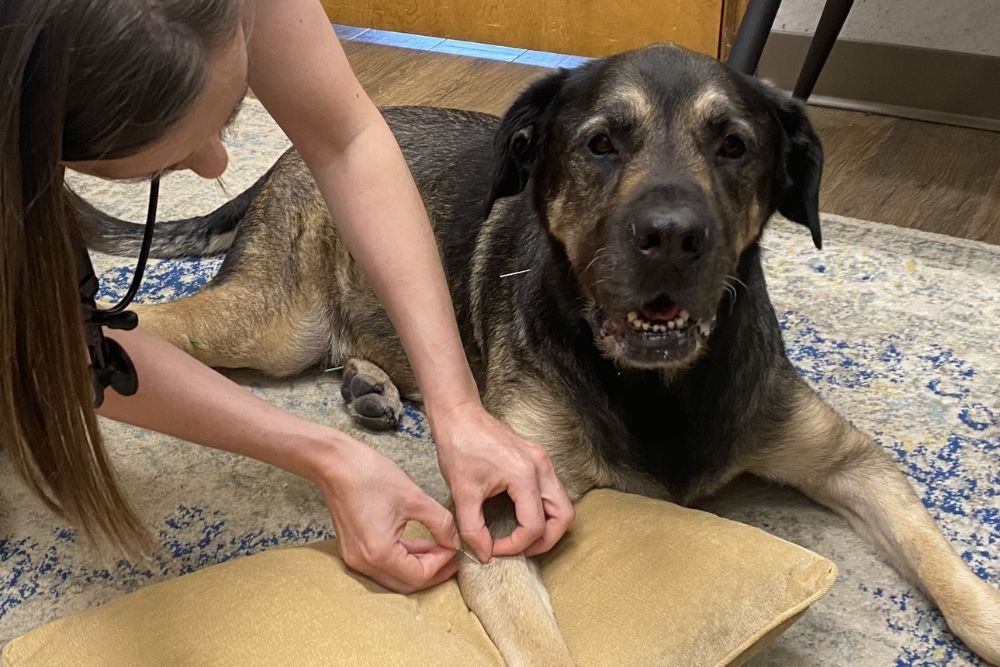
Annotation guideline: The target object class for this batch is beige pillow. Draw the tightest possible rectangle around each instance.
[2,490,836,667]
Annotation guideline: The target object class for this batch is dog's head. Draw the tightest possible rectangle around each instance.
[488,44,822,371]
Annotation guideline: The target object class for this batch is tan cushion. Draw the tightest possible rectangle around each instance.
[2,490,836,667]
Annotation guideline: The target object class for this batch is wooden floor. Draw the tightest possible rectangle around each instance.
[340,37,1000,245]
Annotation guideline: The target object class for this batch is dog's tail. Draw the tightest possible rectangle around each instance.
[74,170,271,259]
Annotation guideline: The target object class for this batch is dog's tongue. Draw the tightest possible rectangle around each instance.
[640,301,681,323]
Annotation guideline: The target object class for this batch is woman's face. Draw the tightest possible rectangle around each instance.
[64,28,249,181]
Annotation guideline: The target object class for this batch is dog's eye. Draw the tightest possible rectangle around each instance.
[718,135,746,160]
[587,133,617,156]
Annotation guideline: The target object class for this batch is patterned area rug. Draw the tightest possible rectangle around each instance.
[2,100,997,666]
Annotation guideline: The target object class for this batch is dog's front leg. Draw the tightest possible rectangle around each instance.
[747,380,1000,664]
[457,495,575,667]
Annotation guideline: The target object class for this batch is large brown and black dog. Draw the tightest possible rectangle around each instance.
[81,45,1000,664]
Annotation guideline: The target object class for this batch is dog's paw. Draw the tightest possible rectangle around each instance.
[339,359,403,431]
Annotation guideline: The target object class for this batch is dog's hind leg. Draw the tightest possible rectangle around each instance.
[745,380,1000,664]
[128,288,331,377]
[123,154,340,377]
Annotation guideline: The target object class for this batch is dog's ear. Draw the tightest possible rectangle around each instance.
[487,69,570,213]
[764,87,824,249]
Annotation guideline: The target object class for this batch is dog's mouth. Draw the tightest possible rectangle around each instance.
[591,294,716,369]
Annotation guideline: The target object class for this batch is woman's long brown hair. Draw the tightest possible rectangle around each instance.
[0,0,241,557]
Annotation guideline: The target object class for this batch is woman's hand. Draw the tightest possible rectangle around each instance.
[316,437,461,594]
[101,327,459,594]
[431,401,575,564]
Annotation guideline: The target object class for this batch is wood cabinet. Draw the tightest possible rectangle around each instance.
[322,0,748,59]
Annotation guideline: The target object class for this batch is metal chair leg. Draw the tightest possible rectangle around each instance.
[727,0,783,75]
[792,0,855,99]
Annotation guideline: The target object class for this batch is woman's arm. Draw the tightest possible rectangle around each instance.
[244,0,573,562]
[99,326,459,593]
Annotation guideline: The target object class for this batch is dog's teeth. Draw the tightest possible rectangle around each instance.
[653,324,665,332]
[667,321,676,330]
[641,321,651,331]
[679,309,690,322]
[627,311,639,322]
[631,318,644,330]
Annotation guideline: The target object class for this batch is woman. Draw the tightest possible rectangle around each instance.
[0,0,573,593]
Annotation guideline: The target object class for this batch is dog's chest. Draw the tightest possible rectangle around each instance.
[584,366,739,495]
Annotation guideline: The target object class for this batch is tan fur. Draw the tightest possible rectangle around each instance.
[458,555,573,667]
[686,86,755,140]
[743,383,1000,664]
[485,375,665,501]
[683,87,766,252]
[546,191,588,268]
[606,84,657,127]
[616,159,654,204]
[468,200,513,355]
[131,288,330,377]
[689,87,730,121]
[743,197,768,251]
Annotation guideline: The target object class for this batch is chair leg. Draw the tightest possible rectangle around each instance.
[792,0,856,99]
[727,0,783,75]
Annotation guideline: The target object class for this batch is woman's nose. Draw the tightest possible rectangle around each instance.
[178,135,229,179]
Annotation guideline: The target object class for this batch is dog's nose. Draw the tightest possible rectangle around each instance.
[633,208,705,268]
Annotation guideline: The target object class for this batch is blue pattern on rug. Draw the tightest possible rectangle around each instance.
[776,306,997,665]
[2,510,334,619]
[96,257,223,305]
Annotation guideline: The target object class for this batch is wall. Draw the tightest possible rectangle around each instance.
[774,0,999,57]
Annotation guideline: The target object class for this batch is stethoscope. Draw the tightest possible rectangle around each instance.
[78,177,159,407]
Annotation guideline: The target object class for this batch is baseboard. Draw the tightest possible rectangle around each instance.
[758,32,1000,132]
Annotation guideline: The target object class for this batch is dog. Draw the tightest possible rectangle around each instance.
[80,45,1000,665]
